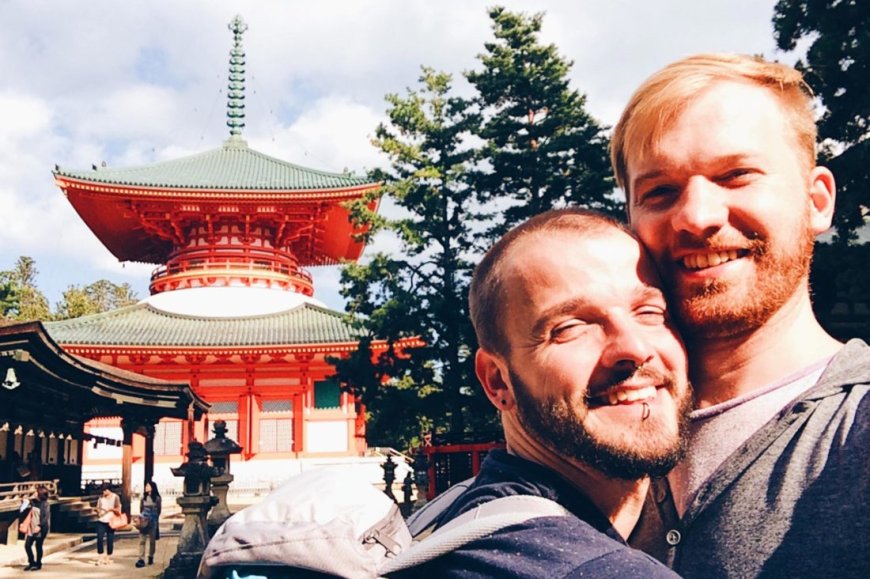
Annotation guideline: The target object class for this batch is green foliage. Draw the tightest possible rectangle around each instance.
[333,68,498,450]
[0,256,138,322]
[467,6,618,238]
[55,279,138,320]
[338,8,618,448]
[774,0,870,243]
[0,281,18,319]
[0,256,51,321]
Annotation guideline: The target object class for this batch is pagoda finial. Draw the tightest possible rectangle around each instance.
[226,15,248,138]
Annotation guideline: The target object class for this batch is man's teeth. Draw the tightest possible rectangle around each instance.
[683,250,739,270]
[605,386,657,405]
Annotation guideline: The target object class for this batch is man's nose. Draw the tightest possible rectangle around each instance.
[601,318,654,371]
[671,176,728,237]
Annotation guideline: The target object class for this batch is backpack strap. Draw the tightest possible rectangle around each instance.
[406,476,476,538]
[380,494,570,575]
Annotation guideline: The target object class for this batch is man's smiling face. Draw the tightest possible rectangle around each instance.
[497,227,690,479]
[626,80,830,338]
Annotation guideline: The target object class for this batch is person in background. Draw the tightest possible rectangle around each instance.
[136,480,162,568]
[23,486,50,572]
[95,482,121,566]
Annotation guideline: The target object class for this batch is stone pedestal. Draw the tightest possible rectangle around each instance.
[164,440,219,579]
[164,494,218,579]
[203,419,243,537]
[3,518,18,546]
[207,472,233,536]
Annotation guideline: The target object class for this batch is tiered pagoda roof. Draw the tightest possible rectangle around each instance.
[52,15,380,296]
[53,137,379,269]
[54,138,374,192]
[44,301,363,350]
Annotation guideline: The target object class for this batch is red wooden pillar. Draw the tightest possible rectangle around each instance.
[293,392,304,456]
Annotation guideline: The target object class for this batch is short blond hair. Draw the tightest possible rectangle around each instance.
[611,53,817,198]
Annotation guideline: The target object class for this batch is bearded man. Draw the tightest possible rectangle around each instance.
[395,208,691,577]
[612,53,870,578]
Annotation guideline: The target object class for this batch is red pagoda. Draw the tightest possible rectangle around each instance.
[44,16,405,488]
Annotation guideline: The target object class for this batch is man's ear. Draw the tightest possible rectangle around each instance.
[808,166,836,234]
[475,348,515,411]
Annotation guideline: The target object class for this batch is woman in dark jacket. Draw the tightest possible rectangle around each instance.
[24,485,51,571]
[136,481,162,567]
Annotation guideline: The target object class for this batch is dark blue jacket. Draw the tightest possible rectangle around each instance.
[393,450,680,578]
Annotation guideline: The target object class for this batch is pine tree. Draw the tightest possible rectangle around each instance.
[774,0,870,243]
[468,6,618,238]
[334,68,497,449]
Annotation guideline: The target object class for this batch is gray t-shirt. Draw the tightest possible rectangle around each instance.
[669,357,830,516]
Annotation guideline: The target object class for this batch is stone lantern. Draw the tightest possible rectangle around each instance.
[204,419,243,535]
[382,454,398,501]
[164,440,219,579]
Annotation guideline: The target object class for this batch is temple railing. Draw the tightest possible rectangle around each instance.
[0,479,59,513]
[150,246,314,295]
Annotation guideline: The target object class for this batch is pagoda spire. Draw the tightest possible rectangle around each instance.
[226,15,248,138]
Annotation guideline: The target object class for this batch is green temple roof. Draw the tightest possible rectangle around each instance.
[53,139,374,192]
[45,301,362,347]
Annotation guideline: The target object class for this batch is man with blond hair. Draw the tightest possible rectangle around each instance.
[612,53,869,577]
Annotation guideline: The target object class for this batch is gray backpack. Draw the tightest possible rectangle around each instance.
[198,468,568,578]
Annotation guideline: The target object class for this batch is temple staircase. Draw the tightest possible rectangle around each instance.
[52,495,100,532]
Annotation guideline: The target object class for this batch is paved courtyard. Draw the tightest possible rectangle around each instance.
[0,530,180,578]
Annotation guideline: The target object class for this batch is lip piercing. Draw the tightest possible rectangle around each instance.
[642,402,651,421]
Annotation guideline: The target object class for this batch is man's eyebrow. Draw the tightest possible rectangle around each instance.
[530,296,591,337]
[632,153,758,190]
[633,169,665,189]
[634,284,666,304]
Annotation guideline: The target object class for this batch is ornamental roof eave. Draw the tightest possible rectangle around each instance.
[53,142,379,193]
[43,301,374,348]
[0,321,208,422]
[54,174,381,200]
[57,336,425,359]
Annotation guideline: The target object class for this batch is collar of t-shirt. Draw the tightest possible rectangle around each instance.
[668,356,832,516]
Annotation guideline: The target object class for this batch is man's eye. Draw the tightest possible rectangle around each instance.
[718,168,757,186]
[636,185,677,207]
[551,320,588,341]
[636,307,667,325]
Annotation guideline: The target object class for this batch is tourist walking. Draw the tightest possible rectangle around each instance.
[22,486,50,572]
[135,481,162,567]
[95,483,121,565]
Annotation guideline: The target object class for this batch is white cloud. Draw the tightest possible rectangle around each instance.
[251,96,386,176]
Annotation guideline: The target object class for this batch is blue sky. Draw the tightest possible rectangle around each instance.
[0,0,784,312]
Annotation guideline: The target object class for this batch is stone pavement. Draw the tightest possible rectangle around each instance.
[0,530,179,578]
[0,498,264,578]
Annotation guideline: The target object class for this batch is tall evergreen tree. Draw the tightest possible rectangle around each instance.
[334,68,496,449]
[468,6,617,238]
[774,0,870,243]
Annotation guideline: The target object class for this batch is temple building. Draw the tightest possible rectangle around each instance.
[42,16,402,489]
